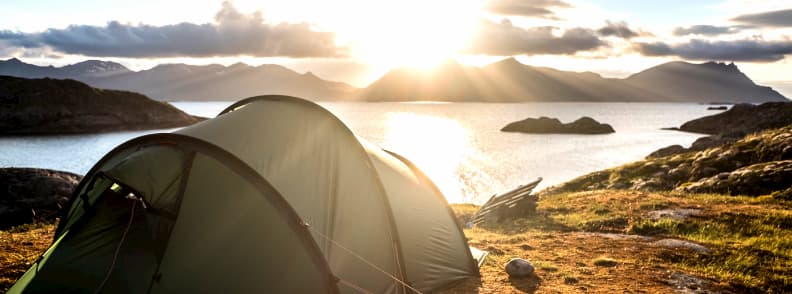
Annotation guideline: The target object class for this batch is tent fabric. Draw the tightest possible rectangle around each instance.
[9,95,479,294]
[363,141,479,290]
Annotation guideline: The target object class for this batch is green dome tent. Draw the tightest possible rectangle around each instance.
[9,95,483,293]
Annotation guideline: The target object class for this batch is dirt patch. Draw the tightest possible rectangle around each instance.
[442,231,735,293]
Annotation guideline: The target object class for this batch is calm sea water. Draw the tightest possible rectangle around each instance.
[0,102,711,203]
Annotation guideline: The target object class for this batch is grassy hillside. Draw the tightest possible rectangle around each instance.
[544,126,792,198]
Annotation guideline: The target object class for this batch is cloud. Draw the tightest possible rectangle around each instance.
[732,8,792,27]
[634,39,792,62]
[597,21,639,39]
[0,1,347,58]
[672,25,745,36]
[486,0,572,19]
[464,19,605,55]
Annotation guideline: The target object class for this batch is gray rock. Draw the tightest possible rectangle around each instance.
[653,239,711,254]
[665,272,726,294]
[0,168,82,229]
[648,145,688,158]
[690,136,736,151]
[504,258,535,278]
[677,160,792,196]
[668,166,690,181]
[648,209,702,221]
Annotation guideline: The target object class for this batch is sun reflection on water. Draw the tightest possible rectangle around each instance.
[380,112,476,203]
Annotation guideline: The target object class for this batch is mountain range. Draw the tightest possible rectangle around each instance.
[358,58,787,103]
[0,58,355,101]
[0,57,787,103]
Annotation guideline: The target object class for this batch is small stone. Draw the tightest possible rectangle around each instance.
[504,258,535,278]
[563,276,579,284]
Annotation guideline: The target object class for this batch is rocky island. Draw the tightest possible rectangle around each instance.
[651,102,792,157]
[0,75,203,134]
[501,116,615,134]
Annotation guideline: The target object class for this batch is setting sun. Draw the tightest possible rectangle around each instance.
[333,0,482,69]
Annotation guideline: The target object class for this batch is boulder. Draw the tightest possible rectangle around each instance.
[648,145,687,158]
[689,135,736,151]
[0,168,82,229]
[652,239,711,254]
[677,160,792,196]
[504,258,535,278]
[502,116,614,134]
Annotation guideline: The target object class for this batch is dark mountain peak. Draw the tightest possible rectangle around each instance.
[490,57,526,68]
[699,61,741,73]
[625,60,786,103]
[63,60,130,75]
[255,63,292,72]
[74,59,113,66]
[5,57,23,64]
[151,63,190,70]
[228,62,250,69]
[644,60,743,75]
[498,57,521,65]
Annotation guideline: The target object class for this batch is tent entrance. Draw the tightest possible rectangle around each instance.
[20,174,162,293]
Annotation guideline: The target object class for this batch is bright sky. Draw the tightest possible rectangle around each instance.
[0,0,791,95]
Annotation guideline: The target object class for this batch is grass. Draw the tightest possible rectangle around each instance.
[442,190,792,293]
[592,257,619,267]
[0,224,56,292]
